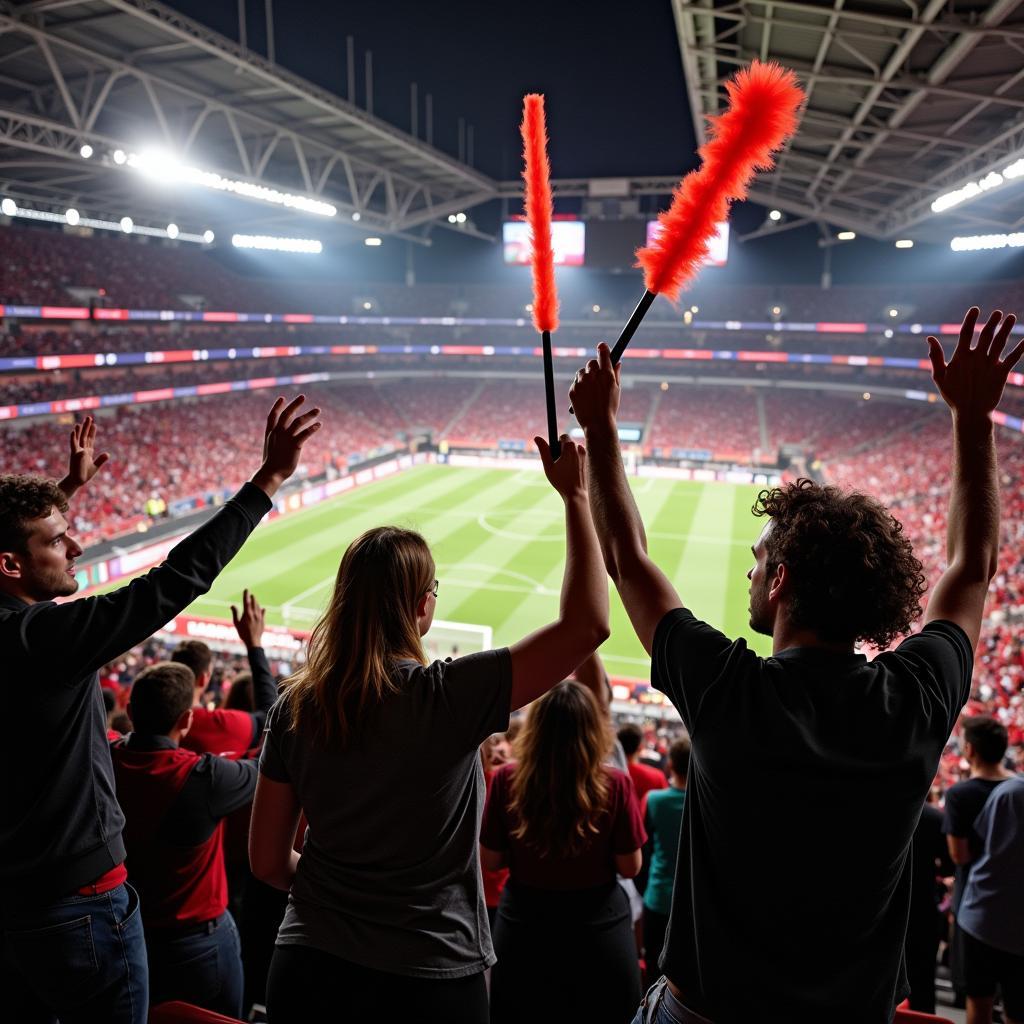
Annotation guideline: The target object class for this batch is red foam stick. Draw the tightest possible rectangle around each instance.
[521,93,561,457]
[637,60,803,303]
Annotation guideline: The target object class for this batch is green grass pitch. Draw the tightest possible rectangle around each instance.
[158,464,772,678]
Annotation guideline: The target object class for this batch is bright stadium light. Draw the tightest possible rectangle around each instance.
[0,200,209,242]
[364,237,382,246]
[124,150,337,217]
[65,208,80,226]
[362,301,373,310]
[112,149,127,165]
[447,214,457,223]
[888,308,899,318]
[351,211,361,221]
[884,328,894,339]
[166,222,179,239]
[768,209,782,222]
[231,233,323,254]
[1,197,17,217]
[203,229,215,244]
[690,305,699,314]
[592,304,601,313]
[120,216,133,233]
[455,212,467,224]
[950,232,1024,252]
[837,230,856,241]
[931,156,1024,214]
[894,239,914,249]
[79,144,93,159]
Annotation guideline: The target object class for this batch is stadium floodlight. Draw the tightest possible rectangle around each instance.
[166,222,179,239]
[65,208,80,226]
[690,305,699,314]
[447,214,457,223]
[768,209,782,222]
[231,233,323,254]
[771,305,782,316]
[112,149,127,165]
[894,239,914,249]
[203,229,215,244]
[837,230,856,241]
[1,197,17,217]
[888,308,899,318]
[364,237,382,246]
[80,144,93,159]
[124,150,337,217]
[120,216,133,233]
[351,211,361,221]
[863,392,871,400]
[950,232,1024,252]
[455,212,467,224]
[930,155,1024,213]
[592,304,601,313]
[362,301,373,310]
[883,328,894,339]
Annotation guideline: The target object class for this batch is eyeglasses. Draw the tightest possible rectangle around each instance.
[428,579,439,598]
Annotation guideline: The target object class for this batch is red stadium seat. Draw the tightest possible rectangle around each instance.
[148,1002,246,1024]
[893,1009,955,1024]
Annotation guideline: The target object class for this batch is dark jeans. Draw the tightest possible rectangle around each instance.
[643,906,670,981]
[145,910,243,1019]
[266,944,489,1023]
[1,881,148,1024]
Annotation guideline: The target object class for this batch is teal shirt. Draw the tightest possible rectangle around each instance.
[643,785,686,916]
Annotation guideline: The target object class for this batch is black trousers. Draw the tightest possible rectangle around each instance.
[489,880,642,1024]
[642,906,670,981]
[266,943,489,1024]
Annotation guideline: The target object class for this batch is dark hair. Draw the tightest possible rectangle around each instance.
[171,640,213,682]
[223,671,254,712]
[0,475,69,553]
[617,723,642,757]
[102,688,117,715]
[668,737,691,778]
[128,662,195,734]
[752,479,925,649]
[962,715,1008,766]
[109,712,132,736]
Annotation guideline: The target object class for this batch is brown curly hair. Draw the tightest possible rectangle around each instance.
[752,479,925,649]
[0,475,69,553]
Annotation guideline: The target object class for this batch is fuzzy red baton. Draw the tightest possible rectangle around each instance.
[637,61,804,301]
[521,94,559,333]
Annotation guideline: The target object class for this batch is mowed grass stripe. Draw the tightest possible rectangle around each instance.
[721,485,771,656]
[673,484,739,628]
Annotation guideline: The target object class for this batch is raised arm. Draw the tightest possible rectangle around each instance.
[507,436,610,711]
[925,308,1023,649]
[25,396,322,677]
[58,415,110,501]
[232,588,278,718]
[570,343,681,655]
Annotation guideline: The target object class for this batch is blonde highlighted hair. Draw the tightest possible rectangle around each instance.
[509,681,613,859]
[284,526,434,745]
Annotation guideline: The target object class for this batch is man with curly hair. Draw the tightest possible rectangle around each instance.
[0,399,320,1024]
[570,307,1023,1024]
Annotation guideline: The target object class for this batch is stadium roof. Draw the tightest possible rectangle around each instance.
[670,0,1024,241]
[0,0,497,242]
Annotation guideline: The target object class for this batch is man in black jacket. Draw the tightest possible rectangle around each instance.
[0,398,320,1024]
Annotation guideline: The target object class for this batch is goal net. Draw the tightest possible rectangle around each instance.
[424,618,493,661]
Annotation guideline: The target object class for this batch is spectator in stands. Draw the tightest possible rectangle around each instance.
[112,662,257,1016]
[249,434,609,1024]
[482,680,645,1024]
[642,737,690,978]
[957,774,1024,1024]
[905,793,955,1013]
[570,309,1024,1023]
[943,715,1016,997]
[224,669,254,711]
[0,396,318,1023]
[619,722,669,801]
[173,590,276,754]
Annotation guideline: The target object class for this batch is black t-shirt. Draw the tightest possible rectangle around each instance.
[652,610,972,1024]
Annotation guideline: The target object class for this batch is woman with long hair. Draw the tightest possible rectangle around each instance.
[481,679,646,1024]
[248,437,609,1023]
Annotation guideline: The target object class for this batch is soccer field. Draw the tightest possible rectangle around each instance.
[166,464,771,678]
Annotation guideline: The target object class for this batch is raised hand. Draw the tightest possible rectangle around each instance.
[59,415,111,498]
[536,433,587,501]
[928,308,1024,422]
[569,342,621,433]
[231,589,266,649]
[251,395,322,498]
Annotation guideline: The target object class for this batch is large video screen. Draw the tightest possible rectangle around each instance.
[503,221,586,266]
[646,220,729,267]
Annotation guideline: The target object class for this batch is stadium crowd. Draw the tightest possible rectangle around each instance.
[3,251,1024,1024]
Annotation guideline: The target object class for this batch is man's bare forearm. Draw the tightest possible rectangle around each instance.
[585,423,648,580]
[560,493,609,634]
[947,413,1000,579]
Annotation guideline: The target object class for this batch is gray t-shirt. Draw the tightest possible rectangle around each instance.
[259,648,512,978]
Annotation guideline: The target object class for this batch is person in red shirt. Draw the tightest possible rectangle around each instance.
[618,723,669,801]
[113,661,257,1017]
[482,680,646,1024]
[171,589,276,755]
